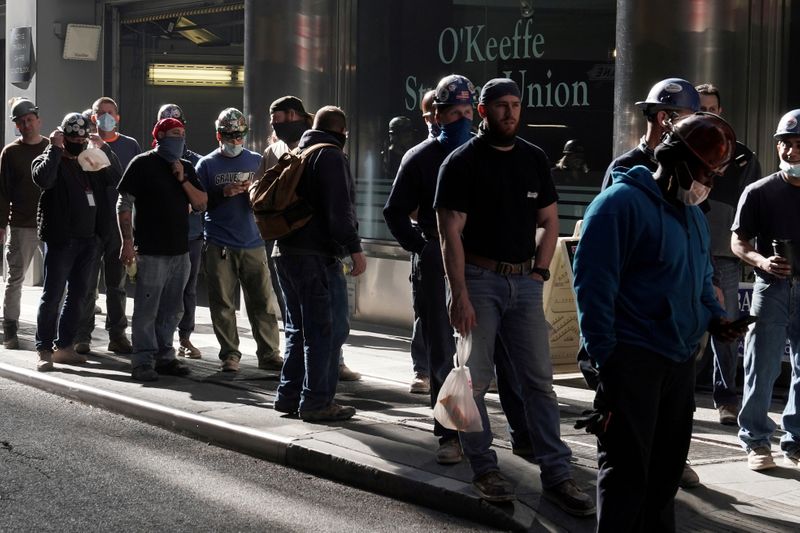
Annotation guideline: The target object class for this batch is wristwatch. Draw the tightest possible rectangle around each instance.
[530,267,550,281]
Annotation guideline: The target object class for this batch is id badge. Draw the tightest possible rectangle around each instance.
[86,192,96,207]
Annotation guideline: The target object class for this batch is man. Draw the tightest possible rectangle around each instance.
[31,112,122,371]
[259,96,361,381]
[272,106,366,422]
[600,78,700,190]
[732,109,800,471]
[74,97,141,355]
[117,118,207,382]
[156,103,204,359]
[196,108,282,372]
[574,113,745,530]
[0,98,48,349]
[434,78,593,514]
[696,83,762,425]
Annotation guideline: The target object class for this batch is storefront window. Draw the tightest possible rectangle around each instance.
[352,0,616,239]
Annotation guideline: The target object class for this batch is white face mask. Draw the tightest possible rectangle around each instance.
[779,160,800,178]
[677,179,711,205]
[221,142,243,157]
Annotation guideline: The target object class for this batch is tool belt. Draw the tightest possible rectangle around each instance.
[464,252,534,275]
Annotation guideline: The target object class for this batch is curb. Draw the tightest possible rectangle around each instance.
[0,362,532,531]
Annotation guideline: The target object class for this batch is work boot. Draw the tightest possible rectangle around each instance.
[53,346,88,365]
[679,463,700,488]
[300,402,356,422]
[178,338,202,359]
[108,336,133,354]
[338,363,361,381]
[258,353,284,371]
[409,372,430,394]
[221,356,240,372]
[3,319,19,349]
[718,404,738,426]
[74,341,91,354]
[542,479,596,516]
[36,350,54,372]
[472,471,515,502]
[131,365,159,382]
[435,438,463,465]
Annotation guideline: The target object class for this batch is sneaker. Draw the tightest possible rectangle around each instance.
[679,463,700,489]
[338,363,361,381]
[53,346,88,365]
[300,402,356,422]
[36,350,53,372]
[221,356,240,372]
[784,448,800,466]
[4,336,19,350]
[108,336,133,355]
[542,479,596,517]
[74,342,91,354]
[472,471,515,502]
[718,404,738,426]
[178,338,202,359]
[748,446,776,471]
[131,365,159,382]
[435,439,463,465]
[155,359,191,376]
[409,372,430,394]
[258,354,284,371]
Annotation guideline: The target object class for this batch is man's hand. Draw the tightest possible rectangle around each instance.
[119,239,136,265]
[759,255,792,278]
[88,133,106,149]
[50,130,64,149]
[708,315,750,343]
[449,291,477,336]
[349,252,367,277]
[171,161,185,183]
[223,180,250,197]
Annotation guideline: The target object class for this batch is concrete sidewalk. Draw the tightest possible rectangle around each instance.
[1,286,799,531]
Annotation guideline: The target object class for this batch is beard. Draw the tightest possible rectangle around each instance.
[486,115,520,141]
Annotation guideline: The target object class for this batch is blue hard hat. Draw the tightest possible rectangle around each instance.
[433,74,476,107]
[635,78,700,113]
[774,109,800,139]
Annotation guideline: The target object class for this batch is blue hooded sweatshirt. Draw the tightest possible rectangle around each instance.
[573,165,724,367]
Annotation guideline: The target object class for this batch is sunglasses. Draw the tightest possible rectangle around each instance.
[220,131,247,141]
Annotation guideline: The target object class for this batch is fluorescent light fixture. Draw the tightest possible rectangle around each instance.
[147,63,243,87]
[526,124,569,128]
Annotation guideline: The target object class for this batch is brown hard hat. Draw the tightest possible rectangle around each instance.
[669,112,736,173]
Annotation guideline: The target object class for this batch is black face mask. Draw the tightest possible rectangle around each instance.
[273,120,307,144]
[64,140,86,156]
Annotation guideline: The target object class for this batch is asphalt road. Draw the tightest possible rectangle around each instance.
[0,377,489,532]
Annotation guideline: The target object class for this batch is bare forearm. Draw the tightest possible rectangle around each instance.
[534,203,559,268]
[731,233,766,269]
[118,210,133,242]
[183,182,207,211]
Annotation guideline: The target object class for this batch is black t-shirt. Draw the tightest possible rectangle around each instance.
[117,151,203,255]
[732,172,800,276]
[434,135,558,263]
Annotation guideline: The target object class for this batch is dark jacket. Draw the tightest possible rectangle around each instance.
[275,129,362,257]
[31,144,122,244]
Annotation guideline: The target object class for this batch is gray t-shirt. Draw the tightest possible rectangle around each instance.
[732,171,800,276]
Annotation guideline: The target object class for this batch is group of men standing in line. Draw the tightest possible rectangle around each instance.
[385,72,800,531]
[0,94,363,421]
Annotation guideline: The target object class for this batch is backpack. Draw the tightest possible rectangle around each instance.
[249,143,338,240]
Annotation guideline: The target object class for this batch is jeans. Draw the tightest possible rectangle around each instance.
[130,254,190,369]
[35,238,96,351]
[204,242,281,362]
[596,346,694,533]
[274,254,348,413]
[75,232,127,343]
[739,276,800,453]
[409,252,428,376]
[178,237,204,339]
[710,257,742,407]
[3,226,41,322]
[458,264,572,486]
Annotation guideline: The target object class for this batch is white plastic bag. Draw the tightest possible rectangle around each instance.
[433,333,483,432]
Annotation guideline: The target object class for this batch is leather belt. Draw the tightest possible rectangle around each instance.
[465,252,534,276]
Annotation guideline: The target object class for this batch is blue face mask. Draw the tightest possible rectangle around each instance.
[437,117,473,153]
[96,113,117,132]
[155,136,185,162]
[221,142,243,157]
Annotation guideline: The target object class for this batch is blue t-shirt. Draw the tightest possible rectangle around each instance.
[196,148,263,249]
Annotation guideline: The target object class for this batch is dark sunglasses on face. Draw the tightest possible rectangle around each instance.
[220,131,247,141]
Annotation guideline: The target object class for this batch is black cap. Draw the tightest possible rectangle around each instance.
[269,96,312,118]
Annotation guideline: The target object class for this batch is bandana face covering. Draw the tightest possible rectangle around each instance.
[155,136,185,162]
